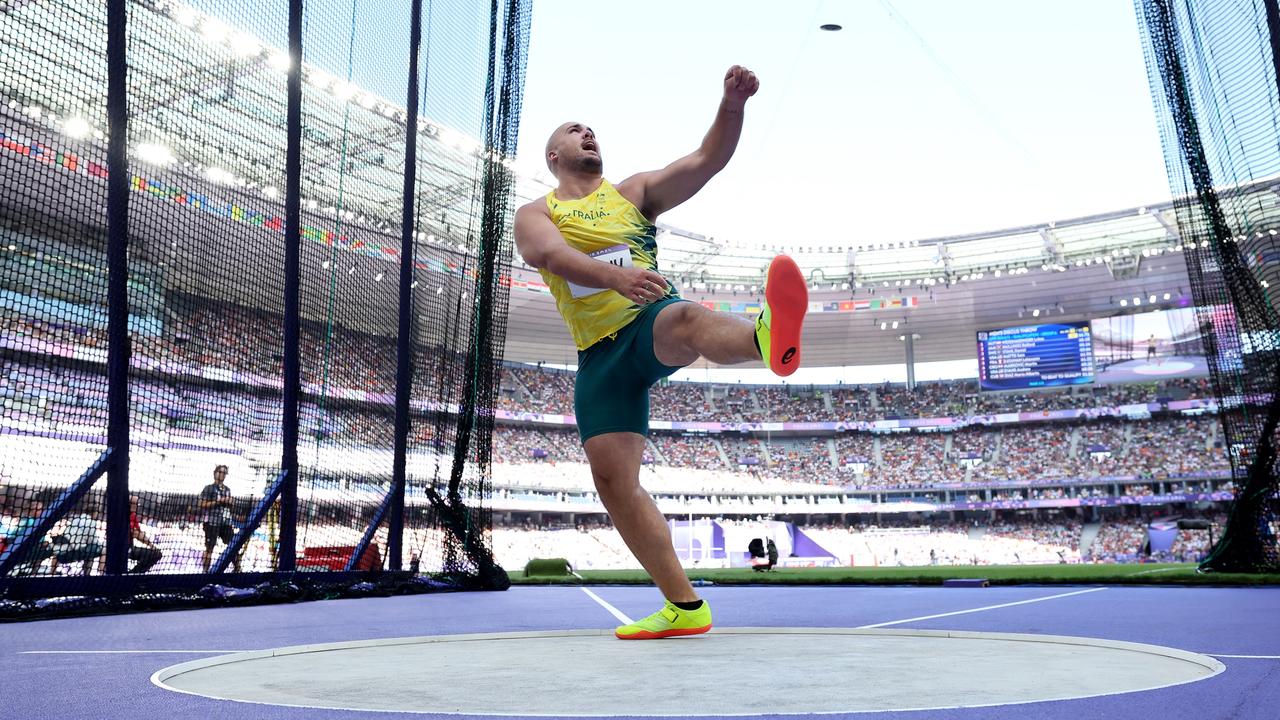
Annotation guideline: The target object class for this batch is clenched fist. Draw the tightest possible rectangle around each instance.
[612,266,670,305]
[724,65,759,106]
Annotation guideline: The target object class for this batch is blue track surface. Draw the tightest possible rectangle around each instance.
[2,585,1277,719]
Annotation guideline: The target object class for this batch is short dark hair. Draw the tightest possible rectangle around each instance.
[214,464,229,474]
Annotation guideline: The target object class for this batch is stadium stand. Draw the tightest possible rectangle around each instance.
[0,306,1235,574]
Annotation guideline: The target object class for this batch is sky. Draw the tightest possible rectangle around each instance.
[515,0,1172,247]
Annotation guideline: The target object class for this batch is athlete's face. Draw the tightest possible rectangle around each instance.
[546,122,602,176]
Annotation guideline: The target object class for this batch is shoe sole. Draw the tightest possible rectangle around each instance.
[765,255,807,377]
[615,624,712,640]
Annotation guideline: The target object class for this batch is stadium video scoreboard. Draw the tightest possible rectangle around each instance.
[977,321,1096,391]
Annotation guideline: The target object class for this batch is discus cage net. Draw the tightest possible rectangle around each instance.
[1136,0,1280,572]
[0,0,530,619]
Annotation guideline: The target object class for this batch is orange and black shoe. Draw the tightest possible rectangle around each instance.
[615,600,713,640]
[755,255,808,376]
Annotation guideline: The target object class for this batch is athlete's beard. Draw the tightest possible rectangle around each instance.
[571,152,602,175]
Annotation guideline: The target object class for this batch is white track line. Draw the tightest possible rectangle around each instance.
[579,587,633,625]
[20,650,249,654]
[1132,567,1191,576]
[1207,654,1280,659]
[858,587,1109,629]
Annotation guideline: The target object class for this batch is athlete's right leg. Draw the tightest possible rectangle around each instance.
[583,431,698,603]
[653,255,807,375]
[653,301,757,366]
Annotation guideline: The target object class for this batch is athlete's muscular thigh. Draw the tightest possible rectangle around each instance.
[651,301,703,367]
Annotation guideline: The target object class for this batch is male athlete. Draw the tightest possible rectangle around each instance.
[513,65,808,639]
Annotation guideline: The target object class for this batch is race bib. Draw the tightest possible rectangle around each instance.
[566,244,634,299]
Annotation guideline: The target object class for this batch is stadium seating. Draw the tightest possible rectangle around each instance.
[0,304,1235,573]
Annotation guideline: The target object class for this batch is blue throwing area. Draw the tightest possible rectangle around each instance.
[3,584,1276,719]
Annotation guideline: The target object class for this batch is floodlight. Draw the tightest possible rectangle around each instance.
[136,143,175,165]
[61,117,91,139]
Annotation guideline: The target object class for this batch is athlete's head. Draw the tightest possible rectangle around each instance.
[545,122,601,178]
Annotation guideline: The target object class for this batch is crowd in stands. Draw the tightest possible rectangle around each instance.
[834,434,876,469]
[737,386,829,422]
[502,369,1210,430]
[973,425,1076,483]
[987,519,1081,555]
[1129,416,1225,475]
[779,437,836,471]
[489,521,635,570]
[5,304,1223,443]
[950,428,996,458]
[877,383,969,419]
[1074,421,1129,475]
[719,435,767,468]
[1,359,408,447]
[499,365,575,416]
[1,501,1224,574]
[829,385,876,420]
[719,385,755,417]
[485,514,1228,570]
[1,301,1236,507]
[651,434,723,470]
[1167,515,1226,562]
[0,226,1253,586]
[800,517,1081,566]
[1088,522,1148,561]
[0,446,1226,571]
[4,302,1219,425]
[492,426,584,465]
[650,382,720,422]
[3,365,1232,498]
[874,433,949,487]
[8,305,478,403]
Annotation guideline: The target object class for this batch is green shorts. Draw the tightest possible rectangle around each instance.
[575,297,689,443]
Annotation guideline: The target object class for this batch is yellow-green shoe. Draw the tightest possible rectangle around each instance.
[615,600,713,640]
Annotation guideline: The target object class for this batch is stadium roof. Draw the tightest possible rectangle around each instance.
[0,0,495,249]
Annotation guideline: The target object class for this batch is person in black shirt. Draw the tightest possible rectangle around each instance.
[199,465,241,572]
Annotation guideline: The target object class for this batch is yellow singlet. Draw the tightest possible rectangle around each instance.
[539,179,675,350]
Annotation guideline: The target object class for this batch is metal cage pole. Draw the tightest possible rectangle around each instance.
[388,0,427,571]
[103,0,131,576]
[278,0,305,572]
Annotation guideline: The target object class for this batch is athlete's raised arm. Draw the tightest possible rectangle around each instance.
[618,65,759,221]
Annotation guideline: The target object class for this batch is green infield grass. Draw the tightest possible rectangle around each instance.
[511,562,1280,586]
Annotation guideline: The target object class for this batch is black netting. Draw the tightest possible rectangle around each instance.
[294,0,411,579]
[1136,0,1280,572]
[0,1,115,580]
[121,0,288,577]
[0,0,530,618]
[405,0,530,588]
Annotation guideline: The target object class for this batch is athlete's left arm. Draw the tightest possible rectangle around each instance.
[620,65,759,220]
